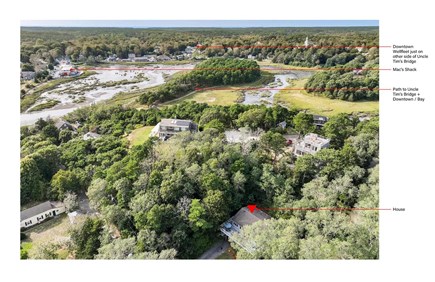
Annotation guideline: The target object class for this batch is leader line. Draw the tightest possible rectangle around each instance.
[77,67,390,71]
[194,87,392,91]
[246,204,392,213]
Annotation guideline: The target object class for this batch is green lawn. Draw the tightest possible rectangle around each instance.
[127,126,154,146]
[163,71,274,107]
[22,214,85,259]
[164,88,242,106]
[28,100,60,112]
[274,78,379,116]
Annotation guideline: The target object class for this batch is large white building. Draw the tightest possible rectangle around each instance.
[150,119,197,140]
[294,133,330,157]
[20,201,66,229]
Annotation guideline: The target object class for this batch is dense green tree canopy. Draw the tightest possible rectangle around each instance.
[21,98,378,259]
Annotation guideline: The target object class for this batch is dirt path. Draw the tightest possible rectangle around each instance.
[199,240,230,259]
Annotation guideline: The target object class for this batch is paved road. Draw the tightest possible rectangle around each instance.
[199,240,230,259]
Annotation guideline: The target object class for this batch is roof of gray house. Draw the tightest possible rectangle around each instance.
[55,120,74,130]
[231,207,271,227]
[83,132,101,140]
[313,115,328,121]
[160,119,193,127]
[20,201,54,221]
[21,71,36,79]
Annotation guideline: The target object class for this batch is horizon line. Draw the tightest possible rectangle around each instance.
[20,20,379,28]
[21,25,379,28]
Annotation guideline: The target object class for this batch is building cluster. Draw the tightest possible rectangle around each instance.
[55,58,80,78]
[107,45,197,63]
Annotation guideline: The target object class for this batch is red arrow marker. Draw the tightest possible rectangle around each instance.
[247,204,257,213]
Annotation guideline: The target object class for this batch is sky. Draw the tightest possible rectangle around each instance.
[20,20,379,28]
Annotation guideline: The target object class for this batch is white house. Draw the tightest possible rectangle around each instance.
[150,119,198,140]
[83,132,101,140]
[134,55,157,62]
[20,71,36,81]
[157,55,172,61]
[20,201,66,229]
[224,128,262,143]
[184,46,195,54]
[294,133,330,157]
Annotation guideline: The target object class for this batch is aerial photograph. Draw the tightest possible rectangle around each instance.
[20,20,380,260]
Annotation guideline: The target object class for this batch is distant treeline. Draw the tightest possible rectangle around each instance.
[304,47,379,101]
[20,26,379,67]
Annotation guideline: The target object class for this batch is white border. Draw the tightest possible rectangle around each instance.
[1,1,434,281]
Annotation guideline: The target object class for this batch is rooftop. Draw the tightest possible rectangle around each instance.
[160,119,193,127]
[20,201,55,221]
[231,207,271,227]
[83,132,101,140]
[313,115,328,121]
[220,207,272,253]
[55,120,73,129]
[303,133,330,146]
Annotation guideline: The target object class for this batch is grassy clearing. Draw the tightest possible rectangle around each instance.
[162,71,274,107]
[22,214,86,259]
[28,100,60,112]
[126,126,154,146]
[20,71,96,112]
[106,91,143,107]
[274,78,379,116]
[165,89,242,106]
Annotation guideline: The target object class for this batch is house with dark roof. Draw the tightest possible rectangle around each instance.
[55,120,76,131]
[20,201,65,229]
[150,119,197,140]
[220,207,271,253]
[313,115,329,128]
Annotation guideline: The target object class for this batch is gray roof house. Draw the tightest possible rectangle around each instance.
[55,120,76,131]
[313,115,328,128]
[21,71,36,80]
[20,201,66,229]
[150,119,198,140]
[220,207,271,253]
